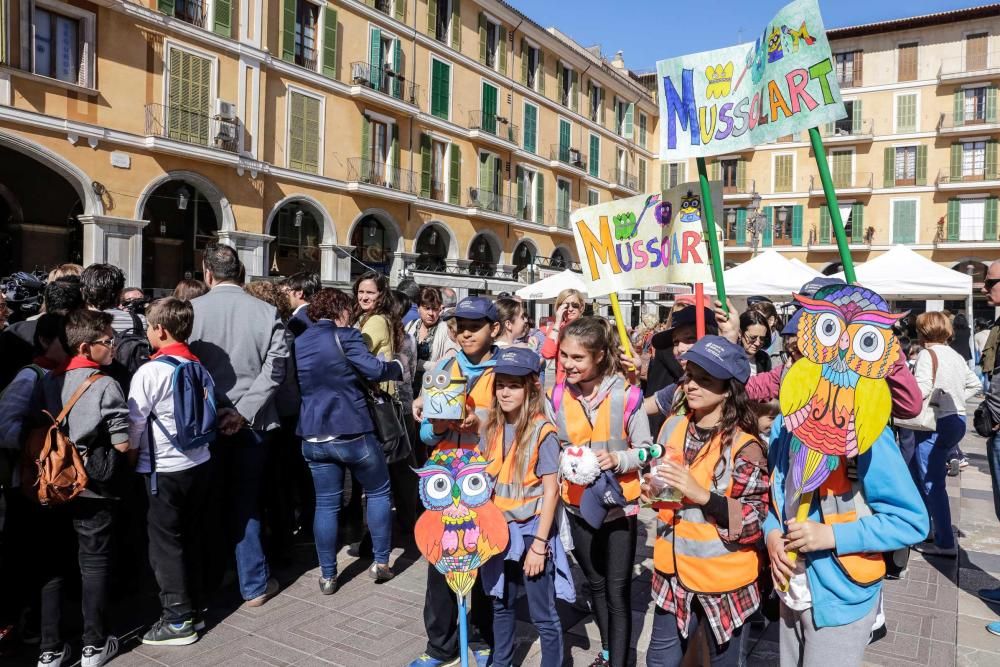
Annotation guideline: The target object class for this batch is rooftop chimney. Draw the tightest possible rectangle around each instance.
[611,50,626,70]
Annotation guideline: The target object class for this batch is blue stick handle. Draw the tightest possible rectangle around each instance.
[458,592,469,667]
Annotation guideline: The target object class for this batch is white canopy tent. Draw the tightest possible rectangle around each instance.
[706,250,826,297]
[515,269,589,300]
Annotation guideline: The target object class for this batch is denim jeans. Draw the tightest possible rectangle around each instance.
[988,434,1000,522]
[910,415,966,549]
[647,603,743,667]
[302,432,392,578]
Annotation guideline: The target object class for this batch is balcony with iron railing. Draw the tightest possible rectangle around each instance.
[549,144,587,172]
[347,157,417,193]
[535,255,582,273]
[515,202,543,224]
[938,51,1000,83]
[819,117,874,142]
[468,110,519,146]
[936,168,1000,189]
[349,62,420,105]
[169,0,206,28]
[937,111,1000,134]
[144,103,239,153]
[467,187,515,216]
[548,208,574,230]
[610,168,638,192]
[808,172,873,196]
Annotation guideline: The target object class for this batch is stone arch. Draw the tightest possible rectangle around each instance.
[265,194,336,246]
[135,170,235,232]
[412,220,459,260]
[348,208,403,253]
[0,130,103,215]
[466,229,504,265]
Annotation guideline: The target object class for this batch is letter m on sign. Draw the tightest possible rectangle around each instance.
[663,68,700,150]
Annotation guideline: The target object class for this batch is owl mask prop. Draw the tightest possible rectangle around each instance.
[423,357,469,421]
[414,449,509,596]
[779,284,907,504]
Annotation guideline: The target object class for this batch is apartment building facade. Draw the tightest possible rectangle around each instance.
[0,0,658,295]
[655,4,1000,315]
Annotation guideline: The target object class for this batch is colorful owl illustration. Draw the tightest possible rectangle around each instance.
[414,449,509,596]
[423,357,468,421]
[779,285,907,503]
[678,193,701,223]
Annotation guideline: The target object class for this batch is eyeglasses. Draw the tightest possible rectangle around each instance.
[91,338,115,348]
[565,302,584,310]
[985,278,1000,291]
[743,333,767,344]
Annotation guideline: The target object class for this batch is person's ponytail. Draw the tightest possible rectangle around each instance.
[561,316,625,379]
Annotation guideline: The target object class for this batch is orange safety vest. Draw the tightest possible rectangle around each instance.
[485,416,558,522]
[432,368,495,453]
[653,415,761,595]
[813,461,885,586]
[549,378,643,507]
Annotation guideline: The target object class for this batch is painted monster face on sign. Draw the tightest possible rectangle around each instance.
[679,194,701,223]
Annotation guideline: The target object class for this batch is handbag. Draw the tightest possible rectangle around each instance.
[333,333,410,463]
[895,348,940,432]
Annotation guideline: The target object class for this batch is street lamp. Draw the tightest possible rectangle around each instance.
[746,192,768,255]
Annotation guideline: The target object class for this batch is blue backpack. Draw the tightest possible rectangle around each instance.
[147,356,218,493]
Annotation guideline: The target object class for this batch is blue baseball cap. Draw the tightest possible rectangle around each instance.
[781,310,803,336]
[681,335,751,384]
[442,296,499,322]
[494,347,541,377]
[579,470,627,529]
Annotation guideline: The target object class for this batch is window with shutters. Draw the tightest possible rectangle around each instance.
[588,189,599,206]
[834,100,857,135]
[293,0,320,70]
[720,159,738,192]
[517,168,539,221]
[288,89,322,174]
[639,113,647,149]
[433,0,451,43]
[830,149,853,188]
[638,159,647,192]
[895,146,916,185]
[834,51,861,87]
[666,163,683,188]
[895,93,917,133]
[556,178,571,227]
[772,205,794,245]
[773,154,794,193]
[963,141,987,179]
[897,42,918,82]
[485,18,501,70]
[589,133,600,178]
[169,0,206,28]
[369,119,390,174]
[967,33,988,71]
[31,1,95,87]
[891,199,918,244]
[166,47,214,146]
[615,98,630,137]
[430,139,450,201]
[960,199,987,241]
[523,102,538,154]
[430,57,451,120]
[560,63,573,107]
[590,83,602,123]
[964,87,987,124]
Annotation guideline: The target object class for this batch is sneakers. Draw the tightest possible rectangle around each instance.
[979,587,1000,604]
[406,654,460,667]
[244,578,280,608]
[988,620,1000,637]
[37,644,70,667]
[473,648,492,667]
[960,457,970,470]
[913,542,958,558]
[318,576,338,595]
[81,636,118,667]
[588,652,610,667]
[947,458,961,477]
[868,624,888,644]
[142,619,199,646]
[368,563,394,583]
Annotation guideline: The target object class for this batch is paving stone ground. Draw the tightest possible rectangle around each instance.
[7,420,1000,666]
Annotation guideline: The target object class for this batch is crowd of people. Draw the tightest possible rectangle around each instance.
[0,248,998,667]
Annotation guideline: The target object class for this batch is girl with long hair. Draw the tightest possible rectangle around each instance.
[352,271,403,394]
[495,297,530,349]
[644,335,769,667]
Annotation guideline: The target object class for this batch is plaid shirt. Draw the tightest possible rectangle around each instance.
[651,425,770,645]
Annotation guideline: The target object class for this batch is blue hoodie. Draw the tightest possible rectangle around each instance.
[419,348,498,447]
[764,415,928,628]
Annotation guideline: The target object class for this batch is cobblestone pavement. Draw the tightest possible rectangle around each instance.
[7,426,1000,666]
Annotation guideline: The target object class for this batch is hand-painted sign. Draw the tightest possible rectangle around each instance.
[571,183,724,297]
[657,0,845,160]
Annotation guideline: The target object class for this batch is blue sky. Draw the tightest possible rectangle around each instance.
[505,0,979,73]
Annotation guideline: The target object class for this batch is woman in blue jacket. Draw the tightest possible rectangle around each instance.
[295,288,404,595]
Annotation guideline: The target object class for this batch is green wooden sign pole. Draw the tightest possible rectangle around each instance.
[808,127,857,284]
[695,157,728,311]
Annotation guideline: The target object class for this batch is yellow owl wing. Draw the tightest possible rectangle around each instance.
[779,359,823,417]
[853,376,892,456]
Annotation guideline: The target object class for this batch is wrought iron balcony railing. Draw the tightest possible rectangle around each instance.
[350,61,420,105]
[468,110,519,145]
[144,103,239,153]
[549,144,587,171]
[347,157,417,193]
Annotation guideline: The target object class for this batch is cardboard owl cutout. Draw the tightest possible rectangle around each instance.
[414,448,509,596]
[779,284,907,504]
[422,357,468,421]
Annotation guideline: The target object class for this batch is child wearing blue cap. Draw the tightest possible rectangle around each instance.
[479,347,572,667]
[644,335,769,667]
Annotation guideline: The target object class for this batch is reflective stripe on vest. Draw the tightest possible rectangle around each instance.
[652,415,761,594]
[433,368,495,452]
[550,378,641,506]
[816,463,885,586]
[487,418,557,522]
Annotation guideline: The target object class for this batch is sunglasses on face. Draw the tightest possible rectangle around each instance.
[743,333,767,344]
[985,278,1000,291]
[564,302,584,310]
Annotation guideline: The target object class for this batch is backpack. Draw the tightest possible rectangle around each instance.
[146,356,218,493]
[114,311,151,376]
[20,374,101,506]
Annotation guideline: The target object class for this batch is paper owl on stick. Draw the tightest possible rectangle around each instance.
[779,284,907,504]
[422,357,469,421]
[414,449,509,596]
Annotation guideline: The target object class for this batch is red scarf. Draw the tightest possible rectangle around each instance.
[151,342,200,362]
[64,356,101,372]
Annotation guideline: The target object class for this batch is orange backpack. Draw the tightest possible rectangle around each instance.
[21,374,101,506]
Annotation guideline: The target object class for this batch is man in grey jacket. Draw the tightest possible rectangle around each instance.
[189,244,289,607]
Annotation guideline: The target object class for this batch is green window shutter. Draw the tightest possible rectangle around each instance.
[523,104,536,154]
[951,143,963,180]
[167,50,211,144]
[709,161,720,181]
[851,100,862,133]
[305,96,320,173]
[883,147,895,187]
[516,166,525,214]
[482,83,497,121]
[893,201,916,244]
[558,119,570,153]
[537,50,545,96]
[824,120,834,135]
[986,197,999,240]
[420,134,432,198]
[953,90,964,125]
[498,26,507,75]
[736,160,747,191]
[392,39,403,98]
[394,0,405,22]
[819,206,831,244]
[431,60,450,119]
[762,206,773,247]
[791,205,803,245]
[589,134,599,178]
[639,114,647,148]
[556,65,564,105]
[535,176,545,224]
[369,27,382,90]
[660,163,669,191]
[639,160,647,192]
[988,140,999,179]
[360,114,370,159]
[947,199,960,241]
[570,71,578,112]
[478,13,487,65]
[158,0,175,15]
[478,152,492,194]
[989,87,998,123]
[390,124,400,185]
[364,0,373,5]
[449,144,461,205]
[520,39,527,85]
[851,203,864,243]
[625,103,634,139]
[678,162,686,183]
[736,208,747,245]
[427,0,436,37]
[915,145,927,185]
[289,92,305,170]
[213,0,231,37]
[322,8,338,78]
[451,0,461,50]
[281,0,296,62]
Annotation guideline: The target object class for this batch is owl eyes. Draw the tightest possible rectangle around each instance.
[461,473,487,497]
[814,313,843,346]
[852,325,886,362]
[423,373,452,389]
[425,473,453,500]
